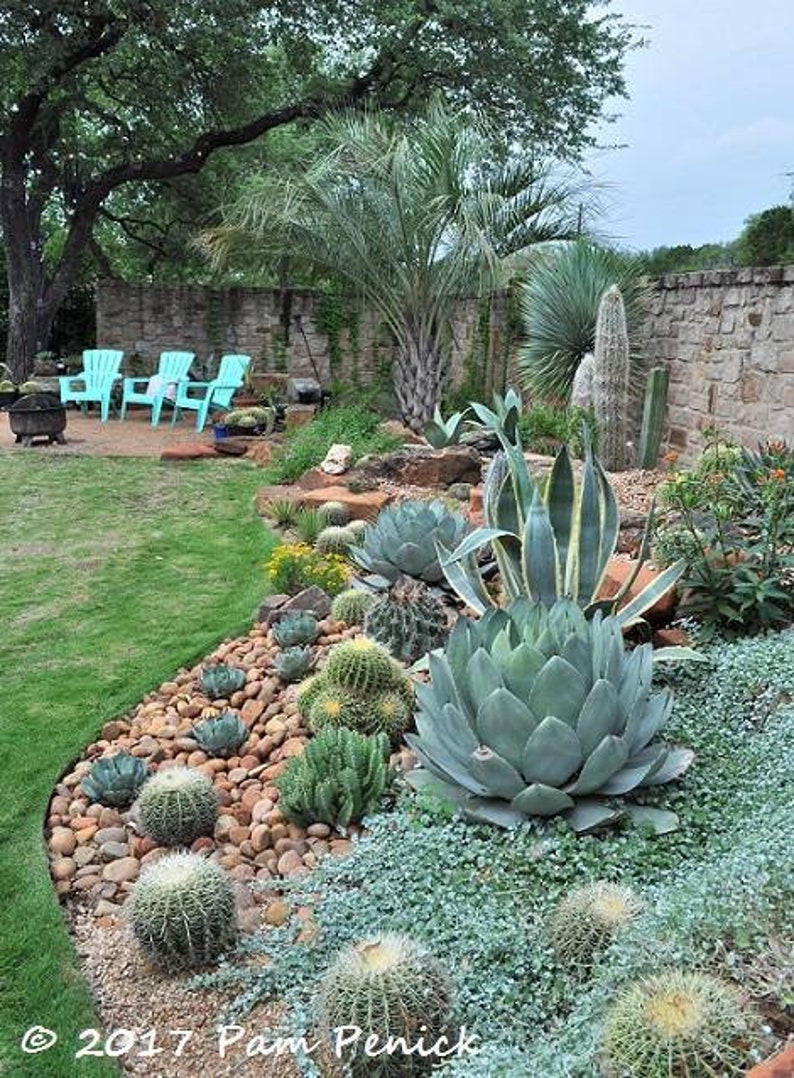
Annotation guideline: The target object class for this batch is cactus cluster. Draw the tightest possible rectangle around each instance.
[200,664,246,700]
[276,727,393,829]
[317,934,453,1077]
[81,752,149,807]
[137,767,218,846]
[190,713,247,757]
[593,285,630,471]
[273,645,313,683]
[319,500,351,526]
[272,611,319,647]
[331,588,376,626]
[603,971,754,1078]
[299,637,414,741]
[364,578,448,663]
[547,882,641,971]
[129,852,237,969]
[316,524,357,556]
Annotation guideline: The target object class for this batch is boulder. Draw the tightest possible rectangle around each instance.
[351,446,482,488]
[279,586,332,619]
[378,419,427,446]
[214,438,248,457]
[320,443,353,475]
[285,405,317,430]
[160,443,217,461]
[297,485,392,520]
[745,1044,794,1078]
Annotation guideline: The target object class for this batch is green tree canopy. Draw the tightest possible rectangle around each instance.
[0,0,639,378]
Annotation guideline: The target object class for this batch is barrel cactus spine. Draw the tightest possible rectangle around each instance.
[137,767,218,846]
[547,881,642,971]
[129,852,236,969]
[324,638,398,696]
[364,578,447,663]
[593,285,630,471]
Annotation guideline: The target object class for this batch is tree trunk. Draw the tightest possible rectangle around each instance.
[394,333,443,431]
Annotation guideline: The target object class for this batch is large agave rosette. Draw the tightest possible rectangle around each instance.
[350,499,469,585]
[406,599,693,832]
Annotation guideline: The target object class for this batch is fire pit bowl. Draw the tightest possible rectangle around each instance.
[8,392,67,446]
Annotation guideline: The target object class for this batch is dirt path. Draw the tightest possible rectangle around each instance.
[0,408,218,457]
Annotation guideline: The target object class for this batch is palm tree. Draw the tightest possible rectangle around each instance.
[202,103,587,430]
[517,238,651,402]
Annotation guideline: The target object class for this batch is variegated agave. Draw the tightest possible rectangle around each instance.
[405,599,694,833]
[438,435,685,630]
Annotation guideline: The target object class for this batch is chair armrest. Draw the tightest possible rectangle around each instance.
[175,378,211,388]
[123,377,151,389]
[59,373,86,387]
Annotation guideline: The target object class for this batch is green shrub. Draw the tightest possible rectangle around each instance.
[262,405,401,484]
[295,507,325,546]
[137,767,218,846]
[276,727,393,829]
[518,402,597,458]
[129,852,236,969]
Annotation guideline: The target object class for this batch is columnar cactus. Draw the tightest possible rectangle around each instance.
[593,285,630,470]
[547,882,641,971]
[331,588,376,626]
[137,767,218,846]
[570,351,595,409]
[603,971,754,1078]
[276,727,393,829]
[318,935,453,1076]
[364,579,447,663]
[129,853,237,969]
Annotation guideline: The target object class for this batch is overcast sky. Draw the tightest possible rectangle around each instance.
[586,0,794,251]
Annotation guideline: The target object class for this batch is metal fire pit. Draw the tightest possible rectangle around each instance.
[8,392,67,446]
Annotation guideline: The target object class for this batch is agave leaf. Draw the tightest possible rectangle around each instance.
[419,701,480,761]
[493,533,526,604]
[565,734,628,795]
[652,646,709,664]
[576,448,602,602]
[405,734,489,797]
[440,527,514,565]
[404,767,471,808]
[576,678,621,757]
[639,746,695,786]
[614,559,685,628]
[468,648,505,709]
[468,746,525,800]
[490,457,522,536]
[424,652,461,710]
[436,538,492,615]
[598,747,666,794]
[475,688,536,771]
[502,440,535,526]
[522,487,560,606]
[511,783,575,816]
[547,446,575,590]
[522,716,583,787]
[560,632,593,687]
[564,800,622,833]
[625,690,674,754]
[528,656,588,727]
[622,803,680,834]
[502,643,548,700]
[593,459,620,589]
[462,796,528,828]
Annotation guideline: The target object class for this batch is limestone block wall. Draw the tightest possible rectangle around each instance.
[643,266,794,462]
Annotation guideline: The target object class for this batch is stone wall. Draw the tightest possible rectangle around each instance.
[643,266,794,462]
[94,280,512,398]
[96,271,794,462]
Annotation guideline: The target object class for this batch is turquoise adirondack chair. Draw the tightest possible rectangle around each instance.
[171,354,252,432]
[120,351,196,426]
[58,349,124,422]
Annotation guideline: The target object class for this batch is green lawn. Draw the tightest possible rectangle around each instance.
[0,454,277,1077]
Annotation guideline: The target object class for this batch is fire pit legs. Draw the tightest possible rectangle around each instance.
[8,393,68,446]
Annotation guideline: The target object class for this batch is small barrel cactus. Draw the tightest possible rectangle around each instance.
[81,753,149,807]
[129,852,236,969]
[324,638,397,696]
[200,664,246,700]
[308,687,375,735]
[370,690,413,740]
[603,971,754,1078]
[316,525,356,556]
[547,882,641,971]
[274,645,313,683]
[137,767,218,846]
[190,713,247,758]
[319,500,351,526]
[276,727,393,829]
[296,674,326,717]
[272,611,319,648]
[364,578,447,663]
[318,934,453,1076]
[346,518,368,540]
[331,588,376,626]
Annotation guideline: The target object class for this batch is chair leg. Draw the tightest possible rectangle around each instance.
[120,399,127,421]
[100,397,110,423]
[151,398,163,427]
[171,406,180,426]
[196,400,209,432]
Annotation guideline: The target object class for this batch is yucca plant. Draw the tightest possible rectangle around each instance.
[424,404,471,449]
[438,435,685,631]
[296,507,325,546]
[406,598,694,832]
[265,497,300,529]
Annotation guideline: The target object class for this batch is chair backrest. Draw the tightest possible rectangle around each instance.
[158,351,195,382]
[210,354,251,409]
[81,349,124,387]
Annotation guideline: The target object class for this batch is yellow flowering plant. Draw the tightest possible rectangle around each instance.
[265,543,350,597]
